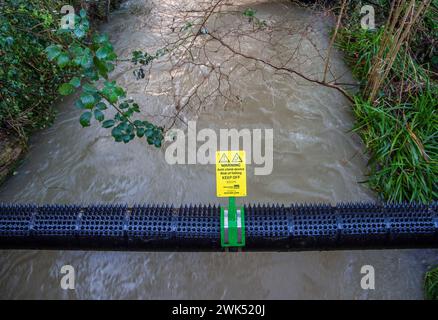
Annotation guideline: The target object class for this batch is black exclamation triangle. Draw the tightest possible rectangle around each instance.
[219,153,230,163]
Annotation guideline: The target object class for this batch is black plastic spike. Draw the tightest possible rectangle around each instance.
[0,203,437,251]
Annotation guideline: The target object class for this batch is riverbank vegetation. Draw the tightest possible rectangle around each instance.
[425,266,438,300]
[333,0,437,202]
[0,0,122,141]
[0,0,162,183]
[1,0,69,182]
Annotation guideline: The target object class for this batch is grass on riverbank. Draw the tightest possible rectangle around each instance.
[335,2,437,203]
[425,266,438,300]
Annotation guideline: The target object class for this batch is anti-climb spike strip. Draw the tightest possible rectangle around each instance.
[0,202,437,251]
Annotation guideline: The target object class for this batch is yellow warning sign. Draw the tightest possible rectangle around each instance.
[216,150,247,197]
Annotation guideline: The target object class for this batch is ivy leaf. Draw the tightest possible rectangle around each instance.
[94,109,104,122]
[79,111,92,127]
[69,77,81,88]
[102,119,115,128]
[56,53,70,68]
[45,45,61,61]
[96,46,112,60]
[58,83,74,95]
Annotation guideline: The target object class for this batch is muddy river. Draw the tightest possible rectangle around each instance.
[0,0,436,299]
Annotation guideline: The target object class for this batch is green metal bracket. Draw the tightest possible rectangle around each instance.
[220,197,245,248]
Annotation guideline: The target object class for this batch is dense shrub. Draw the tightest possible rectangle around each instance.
[0,0,71,139]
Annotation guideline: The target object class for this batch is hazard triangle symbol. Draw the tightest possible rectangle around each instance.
[231,153,243,163]
[219,153,230,163]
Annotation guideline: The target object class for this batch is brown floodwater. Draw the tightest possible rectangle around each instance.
[0,0,436,299]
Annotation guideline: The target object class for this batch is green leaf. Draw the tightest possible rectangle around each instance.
[153,137,162,148]
[243,8,256,18]
[93,33,109,44]
[136,127,145,138]
[81,19,90,30]
[79,9,87,18]
[70,77,81,88]
[74,26,86,38]
[101,81,120,103]
[94,109,104,122]
[107,93,119,103]
[70,43,84,56]
[80,111,92,127]
[82,83,97,93]
[96,46,112,60]
[133,120,144,127]
[111,127,123,140]
[132,103,140,112]
[80,94,95,108]
[114,86,126,97]
[79,52,93,68]
[93,57,108,79]
[118,121,129,131]
[83,68,99,81]
[106,52,117,61]
[102,119,115,128]
[145,128,154,138]
[45,45,61,61]
[124,109,134,118]
[119,102,129,109]
[56,53,70,68]
[58,83,74,95]
[96,102,107,110]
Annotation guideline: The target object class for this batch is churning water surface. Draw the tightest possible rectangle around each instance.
[0,0,436,299]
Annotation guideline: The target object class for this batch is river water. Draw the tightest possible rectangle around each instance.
[0,0,436,299]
